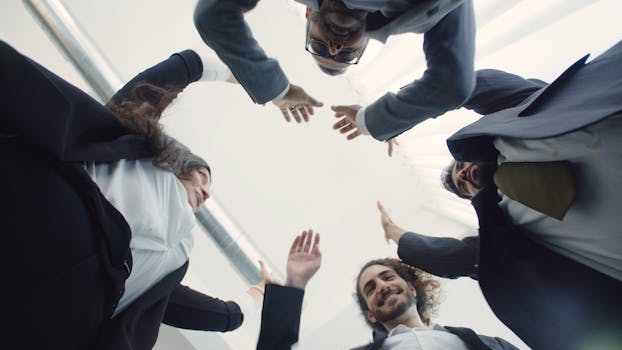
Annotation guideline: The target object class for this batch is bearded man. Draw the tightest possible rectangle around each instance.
[194,0,474,147]
[352,258,518,350]
[379,39,622,350]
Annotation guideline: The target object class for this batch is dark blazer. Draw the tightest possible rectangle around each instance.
[194,0,475,141]
[447,39,622,163]
[0,41,242,350]
[257,284,518,350]
[398,40,622,350]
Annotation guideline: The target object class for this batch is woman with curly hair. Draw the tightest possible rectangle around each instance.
[0,41,272,350]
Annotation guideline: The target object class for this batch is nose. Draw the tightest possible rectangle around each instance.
[327,40,343,55]
[458,168,466,180]
[201,185,210,201]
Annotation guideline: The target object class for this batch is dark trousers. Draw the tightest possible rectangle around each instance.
[0,140,112,349]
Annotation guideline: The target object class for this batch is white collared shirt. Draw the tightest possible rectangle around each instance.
[381,324,469,350]
[85,159,195,316]
[493,113,622,281]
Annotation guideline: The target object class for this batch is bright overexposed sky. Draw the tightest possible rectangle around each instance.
[2,1,622,349]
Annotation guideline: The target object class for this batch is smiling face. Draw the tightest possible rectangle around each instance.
[179,167,211,213]
[451,161,481,197]
[306,0,369,73]
[358,265,417,324]
[450,161,498,198]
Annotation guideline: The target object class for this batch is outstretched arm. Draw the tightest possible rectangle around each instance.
[377,201,478,279]
[398,232,479,280]
[163,285,243,332]
[194,0,287,104]
[109,50,204,107]
[194,0,322,122]
[463,69,548,115]
[361,0,476,141]
[257,230,322,350]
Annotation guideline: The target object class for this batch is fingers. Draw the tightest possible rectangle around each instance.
[377,200,386,213]
[280,108,291,123]
[311,233,321,256]
[304,104,315,116]
[299,106,310,122]
[290,108,302,123]
[306,95,323,107]
[258,260,268,278]
[290,235,300,254]
[332,118,350,130]
[388,140,394,157]
[331,105,354,113]
[339,123,357,134]
[303,229,313,252]
[346,130,361,140]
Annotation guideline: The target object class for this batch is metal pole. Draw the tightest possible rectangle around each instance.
[23,0,265,284]
[23,0,123,101]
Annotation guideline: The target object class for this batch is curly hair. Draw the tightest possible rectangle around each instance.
[106,82,210,179]
[355,258,441,332]
[441,160,470,200]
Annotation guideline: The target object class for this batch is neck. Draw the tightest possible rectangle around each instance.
[381,306,426,333]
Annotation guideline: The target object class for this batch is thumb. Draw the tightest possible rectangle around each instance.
[331,105,353,115]
[307,95,324,107]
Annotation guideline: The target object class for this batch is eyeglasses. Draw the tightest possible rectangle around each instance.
[304,23,367,64]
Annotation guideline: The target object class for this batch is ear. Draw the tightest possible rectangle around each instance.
[407,282,417,297]
[366,310,377,323]
[305,7,311,19]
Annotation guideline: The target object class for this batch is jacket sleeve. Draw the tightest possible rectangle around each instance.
[109,49,204,106]
[462,69,548,115]
[257,284,305,350]
[162,284,243,332]
[365,0,475,141]
[397,232,479,279]
[194,0,289,104]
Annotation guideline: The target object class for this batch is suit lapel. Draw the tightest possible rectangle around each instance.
[518,54,589,116]
[443,326,492,350]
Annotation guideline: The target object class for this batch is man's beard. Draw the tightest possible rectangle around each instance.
[372,287,417,324]
[473,161,498,190]
[317,0,366,44]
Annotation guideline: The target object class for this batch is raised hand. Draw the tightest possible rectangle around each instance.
[377,201,407,244]
[332,105,362,140]
[272,84,323,123]
[285,230,322,290]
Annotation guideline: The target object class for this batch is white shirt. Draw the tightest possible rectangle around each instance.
[381,324,469,350]
[493,113,622,281]
[85,159,196,316]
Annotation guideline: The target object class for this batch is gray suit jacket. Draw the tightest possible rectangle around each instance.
[194,0,475,141]
[447,39,622,162]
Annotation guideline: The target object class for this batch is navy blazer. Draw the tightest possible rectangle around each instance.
[0,41,242,350]
[194,0,475,141]
[398,40,622,350]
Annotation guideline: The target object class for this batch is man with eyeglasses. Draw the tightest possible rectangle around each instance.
[194,1,475,153]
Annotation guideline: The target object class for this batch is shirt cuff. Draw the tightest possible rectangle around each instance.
[198,55,231,82]
[233,291,262,319]
[355,106,371,135]
[271,84,291,103]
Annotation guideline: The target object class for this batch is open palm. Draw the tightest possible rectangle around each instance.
[286,230,321,289]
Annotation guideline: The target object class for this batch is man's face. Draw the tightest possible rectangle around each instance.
[358,265,417,324]
[451,161,497,197]
[306,0,368,72]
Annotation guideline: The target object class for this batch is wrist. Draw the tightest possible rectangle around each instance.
[247,284,265,302]
[387,225,407,243]
[285,276,307,290]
